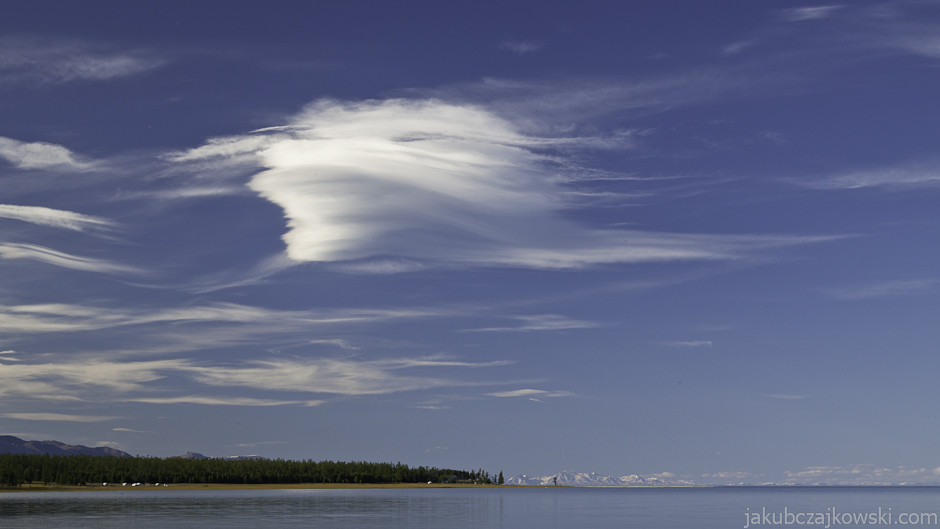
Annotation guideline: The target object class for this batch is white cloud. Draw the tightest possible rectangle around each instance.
[175,98,829,271]
[0,353,508,402]
[0,36,164,84]
[501,40,545,55]
[0,301,449,350]
[0,412,116,422]
[130,396,324,407]
[0,137,95,171]
[782,464,940,485]
[0,359,190,401]
[187,356,503,396]
[823,279,936,300]
[801,162,940,189]
[662,340,713,348]
[466,314,601,332]
[0,204,116,232]
[0,243,141,274]
[486,388,571,398]
[778,5,844,22]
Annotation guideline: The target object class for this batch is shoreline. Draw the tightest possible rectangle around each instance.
[0,482,511,493]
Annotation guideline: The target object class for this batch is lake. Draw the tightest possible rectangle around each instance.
[1,486,939,528]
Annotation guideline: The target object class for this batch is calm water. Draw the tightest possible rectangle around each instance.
[1,486,939,528]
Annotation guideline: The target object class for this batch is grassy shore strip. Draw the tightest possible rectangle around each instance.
[1,482,514,493]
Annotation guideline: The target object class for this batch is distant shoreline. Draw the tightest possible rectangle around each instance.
[0,482,513,493]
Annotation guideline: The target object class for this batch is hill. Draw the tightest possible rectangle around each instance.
[0,435,130,457]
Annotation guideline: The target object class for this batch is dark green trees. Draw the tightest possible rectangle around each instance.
[0,454,474,486]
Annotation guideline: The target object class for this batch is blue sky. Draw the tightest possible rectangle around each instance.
[2,0,940,485]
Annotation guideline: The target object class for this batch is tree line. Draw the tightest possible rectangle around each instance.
[0,454,506,486]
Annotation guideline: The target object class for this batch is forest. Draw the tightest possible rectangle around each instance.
[0,454,504,486]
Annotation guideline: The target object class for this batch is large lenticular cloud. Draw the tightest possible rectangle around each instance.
[176,98,825,269]
[248,98,568,265]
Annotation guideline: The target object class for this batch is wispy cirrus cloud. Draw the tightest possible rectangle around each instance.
[822,279,936,300]
[782,464,940,486]
[0,36,164,85]
[187,356,505,396]
[501,40,545,55]
[662,340,713,348]
[799,162,940,190]
[465,314,601,332]
[0,137,96,171]
[0,412,117,422]
[778,5,844,22]
[0,354,510,403]
[0,204,117,232]
[0,301,444,336]
[0,243,141,275]
[129,396,324,407]
[172,98,832,272]
[486,388,571,398]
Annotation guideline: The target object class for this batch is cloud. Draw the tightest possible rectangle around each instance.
[129,396,324,407]
[0,243,141,274]
[0,204,116,232]
[465,314,602,332]
[823,279,936,300]
[0,137,95,171]
[662,340,713,348]
[0,354,508,403]
[486,388,571,398]
[0,36,164,85]
[778,5,844,22]
[0,301,442,335]
[800,162,940,190]
[501,40,545,55]
[175,98,831,271]
[782,464,940,485]
[112,427,148,433]
[0,359,191,401]
[0,412,116,422]
[761,393,807,400]
[187,357,504,396]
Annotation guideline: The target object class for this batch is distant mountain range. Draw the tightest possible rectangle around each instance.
[0,435,131,457]
[0,436,265,460]
[506,470,695,487]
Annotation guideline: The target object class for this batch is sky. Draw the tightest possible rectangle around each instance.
[2,0,940,485]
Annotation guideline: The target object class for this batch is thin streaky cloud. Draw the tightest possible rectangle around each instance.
[0,242,142,275]
[823,279,936,300]
[501,40,545,55]
[129,396,325,407]
[0,36,164,85]
[465,314,602,332]
[778,5,844,22]
[0,301,446,335]
[0,355,510,401]
[0,204,117,232]
[662,340,714,348]
[798,162,940,190]
[486,389,572,398]
[1,412,117,422]
[185,357,508,396]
